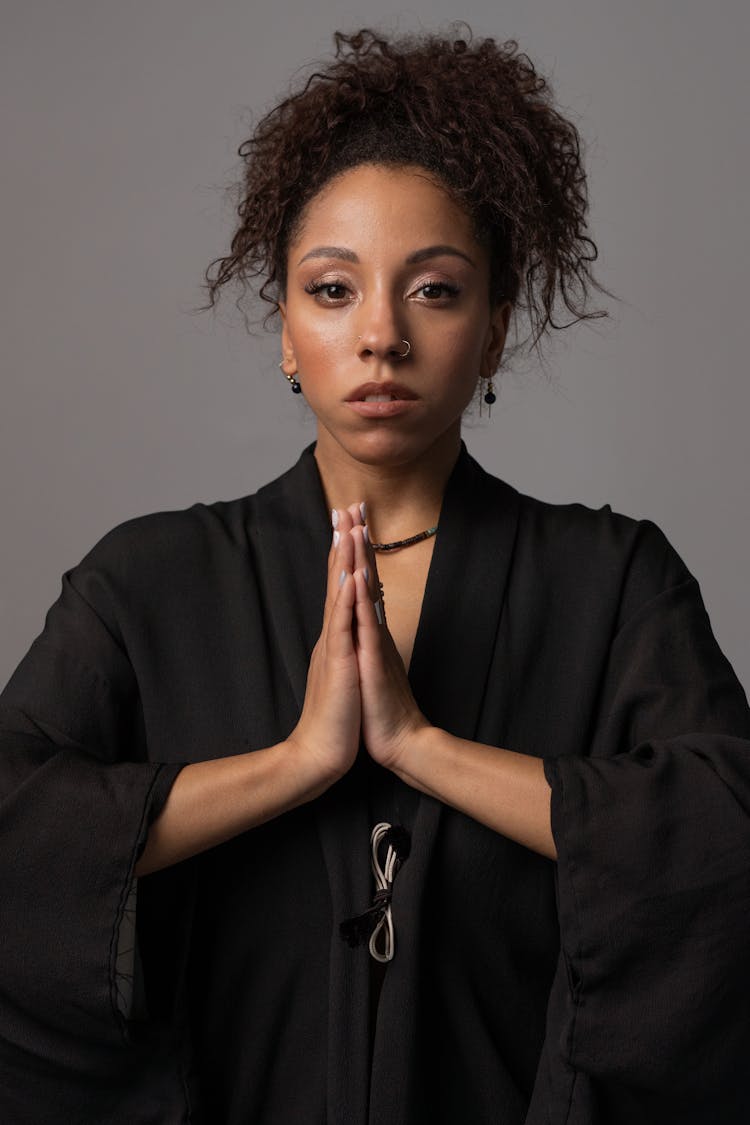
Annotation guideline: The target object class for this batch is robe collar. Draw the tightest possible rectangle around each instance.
[253,439,520,729]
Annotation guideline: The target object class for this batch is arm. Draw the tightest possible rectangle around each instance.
[0,568,181,1050]
[348,513,750,1120]
[388,725,555,860]
[0,515,363,1120]
[341,513,554,858]
[134,517,364,875]
[134,738,333,876]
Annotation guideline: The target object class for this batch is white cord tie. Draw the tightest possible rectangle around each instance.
[338,821,411,959]
[369,822,398,962]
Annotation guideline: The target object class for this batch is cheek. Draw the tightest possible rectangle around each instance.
[438,322,486,370]
[290,311,348,368]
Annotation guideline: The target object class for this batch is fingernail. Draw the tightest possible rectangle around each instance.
[331,508,339,529]
[360,502,367,522]
[339,569,347,587]
[363,566,370,584]
[362,525,369,545]
[333,530,340,548]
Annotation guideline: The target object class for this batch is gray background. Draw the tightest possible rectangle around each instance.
[2,0,748,691]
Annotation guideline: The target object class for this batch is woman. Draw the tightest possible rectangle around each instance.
[1,27,749,1125]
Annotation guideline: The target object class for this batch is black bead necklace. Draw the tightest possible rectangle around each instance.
[370,525,438,552]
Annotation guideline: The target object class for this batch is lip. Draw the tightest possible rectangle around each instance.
[345,381,419,403]
[346,399,419,418]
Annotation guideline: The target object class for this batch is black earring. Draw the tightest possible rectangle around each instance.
[480,375,497,417]
[279,360,302,395]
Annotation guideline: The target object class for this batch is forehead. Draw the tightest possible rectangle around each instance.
[290,163,479,253]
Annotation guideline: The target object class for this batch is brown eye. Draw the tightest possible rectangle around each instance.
[304,281,349,302]
[416,282,461,300]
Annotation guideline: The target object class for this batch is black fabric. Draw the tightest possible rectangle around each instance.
[1,441,748,1124]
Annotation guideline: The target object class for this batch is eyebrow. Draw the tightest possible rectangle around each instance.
[297,244,477,268]
[405,244,477,268]
[298,246,358,266]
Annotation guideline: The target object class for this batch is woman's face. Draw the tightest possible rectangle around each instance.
[279,163,510,468]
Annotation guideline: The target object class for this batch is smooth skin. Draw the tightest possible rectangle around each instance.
[136,164,554,877]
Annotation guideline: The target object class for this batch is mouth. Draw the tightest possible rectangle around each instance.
[346,382,418,403]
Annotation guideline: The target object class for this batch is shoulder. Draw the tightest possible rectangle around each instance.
[66,450,317,609]
[468,451,694,625]
[521,486,687,570]
[74,493,255,585]
[521,489,694,623]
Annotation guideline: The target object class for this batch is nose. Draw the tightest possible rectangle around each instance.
[355,296,410,363]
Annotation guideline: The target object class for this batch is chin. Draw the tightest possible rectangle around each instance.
[321,421,459,470]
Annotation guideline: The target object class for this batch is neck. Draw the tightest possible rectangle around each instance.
[313,428,461,543]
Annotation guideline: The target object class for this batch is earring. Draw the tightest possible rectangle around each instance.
[480,374,497,417]
[279,360,302,395]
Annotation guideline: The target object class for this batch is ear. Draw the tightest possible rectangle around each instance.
[481,300,512,380]
[278,301,298,374]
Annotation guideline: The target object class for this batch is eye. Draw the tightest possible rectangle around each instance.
[304,280,351,304]
[414,281,461,301]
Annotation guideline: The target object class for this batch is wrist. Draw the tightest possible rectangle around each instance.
[283,734,343,801]
[389,718,439,783]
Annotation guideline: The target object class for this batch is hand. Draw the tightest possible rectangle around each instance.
[287,509,362,784]
[346,505,431,772]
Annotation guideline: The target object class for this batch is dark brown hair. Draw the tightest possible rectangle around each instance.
[204,26,608,358]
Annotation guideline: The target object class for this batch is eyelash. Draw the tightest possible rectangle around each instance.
[304,281,349,302]
[417,281,460,300]
[303,280,461,303]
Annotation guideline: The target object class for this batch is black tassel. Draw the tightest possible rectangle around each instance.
[340,887,393,948]
[382,825,411,861]
[340,912,378,948]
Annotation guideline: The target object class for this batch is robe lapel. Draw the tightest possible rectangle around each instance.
[251,444,330,711]
[369,446,522,1124]
[408,444,521,738]
[252,445,373,1125]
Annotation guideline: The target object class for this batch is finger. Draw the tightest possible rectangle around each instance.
[361,523,383,607]
[324,542,355,628]
[325,567,357,658]
[327,509,341,580]
[327,507,354,582]
[338,528,355,584]
[323,516,341,626]
[353,568,380,645]
[328,506,355,560]
[328,506,354,553]
[348,501,365,528]
[349,500,379,584]
[349,525,373,597]
[324,509,355,626]
[337,506,354,534]
[354,567,386,638]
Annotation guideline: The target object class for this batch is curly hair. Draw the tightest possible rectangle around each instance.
[204,26,607,357]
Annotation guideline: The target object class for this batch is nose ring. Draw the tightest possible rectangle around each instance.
[354,337,412,359]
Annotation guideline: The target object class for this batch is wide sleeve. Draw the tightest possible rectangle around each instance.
[534,523,750,1125]
[0,533,185,1115]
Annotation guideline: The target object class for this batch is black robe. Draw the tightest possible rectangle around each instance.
[1,443,749,1124]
